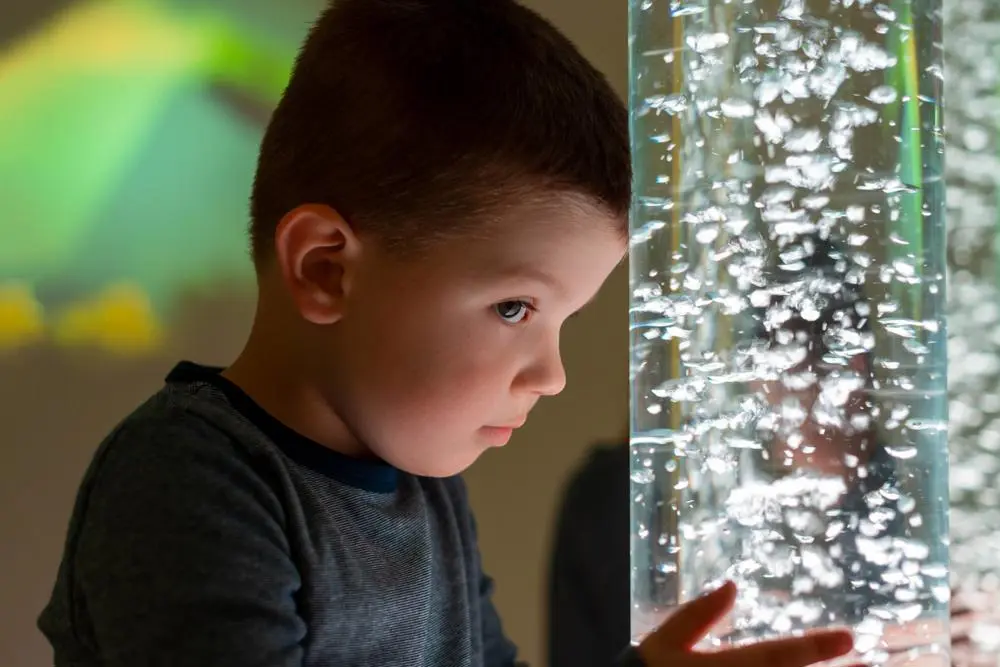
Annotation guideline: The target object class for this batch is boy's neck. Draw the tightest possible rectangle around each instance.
[222,329,374,461]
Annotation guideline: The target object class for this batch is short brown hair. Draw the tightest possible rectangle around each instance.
[249,0,630,263]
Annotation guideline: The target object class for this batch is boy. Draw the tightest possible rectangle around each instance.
[38,1,855,666]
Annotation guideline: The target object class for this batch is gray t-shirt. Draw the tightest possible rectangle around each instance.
[38,362,524,667]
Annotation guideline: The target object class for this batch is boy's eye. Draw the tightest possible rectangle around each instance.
[494,300,532,324]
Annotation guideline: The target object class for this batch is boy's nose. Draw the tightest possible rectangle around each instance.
[520,344,567,397]
[536,356,567,396]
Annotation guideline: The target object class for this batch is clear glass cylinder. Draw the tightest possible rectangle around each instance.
[628,0,949,664]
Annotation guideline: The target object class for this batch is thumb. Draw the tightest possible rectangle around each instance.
[647,581,738,651]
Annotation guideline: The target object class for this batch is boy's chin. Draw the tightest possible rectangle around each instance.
[386,445,487,479]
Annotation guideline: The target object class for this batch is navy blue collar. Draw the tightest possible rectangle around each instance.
[166,361,399,493]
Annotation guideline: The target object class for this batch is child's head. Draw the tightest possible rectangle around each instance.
[244,0,629,476]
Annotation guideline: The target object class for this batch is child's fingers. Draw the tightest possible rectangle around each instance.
[649,581,738,650]
[692,630,855,667]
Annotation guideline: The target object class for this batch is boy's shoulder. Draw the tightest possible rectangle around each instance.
[84,363,285,498]
[111,374,244,448]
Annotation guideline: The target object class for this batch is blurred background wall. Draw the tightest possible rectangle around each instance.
[0,0,627,665]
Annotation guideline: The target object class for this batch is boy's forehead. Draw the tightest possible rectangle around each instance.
[410,214,624,303]
[470,225,623,274]
[487,194,625,241]
[441,200,624,257]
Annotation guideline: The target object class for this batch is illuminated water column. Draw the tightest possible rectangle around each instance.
[628,0,948,663]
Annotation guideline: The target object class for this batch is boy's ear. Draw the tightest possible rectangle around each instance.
[273,203,362,325]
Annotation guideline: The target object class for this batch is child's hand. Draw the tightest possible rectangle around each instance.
[637,582,855,667]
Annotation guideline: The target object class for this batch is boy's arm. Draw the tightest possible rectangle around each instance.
[45,417,306,667]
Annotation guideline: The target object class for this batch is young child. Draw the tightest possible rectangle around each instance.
[38,1,855,666]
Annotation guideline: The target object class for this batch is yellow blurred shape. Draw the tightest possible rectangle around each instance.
[52,284,164,354]
[0,283,45,349]
[0,0,208,80]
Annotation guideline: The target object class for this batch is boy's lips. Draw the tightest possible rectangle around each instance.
[480,420,525,446]
[488,417,527,429]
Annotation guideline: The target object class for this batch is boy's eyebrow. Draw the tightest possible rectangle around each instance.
[498,265,564,293]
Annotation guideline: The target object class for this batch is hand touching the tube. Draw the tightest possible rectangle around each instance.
[637,582,855,667]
